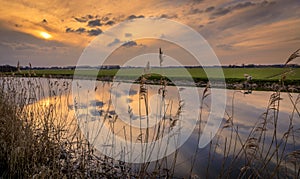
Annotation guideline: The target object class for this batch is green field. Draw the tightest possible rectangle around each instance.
[17,67,300,81]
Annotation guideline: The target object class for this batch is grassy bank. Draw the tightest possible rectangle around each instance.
[2,67,300,92]
[5,67,300,80]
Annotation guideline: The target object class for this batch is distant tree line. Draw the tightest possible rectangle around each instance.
[0,65,17,72]
[0,64,299,72]
[0,65,121,72]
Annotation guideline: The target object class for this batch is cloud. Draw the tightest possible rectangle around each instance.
[65,27,74,33]
[231,1,255,10]
[214,0,289,31]
[74,14,95,23]
[209,1,265,19]
[191,0,204,3]
[188,8,203,15]
[86,14,94,19]
[211,7,231,18]
[74,17,88,23]
[87,19,102,27]
[1,42,36,51]
[65,27,86,34]
[122,41,137,48]
[159,14,178,19]
[205,6,215,13]
[105,20,115,26]
[1,41,66,52]
[126,15,145,20]
[75,27,86,33]
[87,28,102,36]
[107,39,139,48]
[66,27,94,36]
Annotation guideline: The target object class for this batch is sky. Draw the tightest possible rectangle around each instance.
[0,0,299,67]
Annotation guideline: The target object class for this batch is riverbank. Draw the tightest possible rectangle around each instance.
[1,67,300,92]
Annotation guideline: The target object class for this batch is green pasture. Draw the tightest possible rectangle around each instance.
[15,67,300,80]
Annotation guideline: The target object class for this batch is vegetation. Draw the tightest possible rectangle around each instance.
[5,67,300,80]
[0,50,299,177]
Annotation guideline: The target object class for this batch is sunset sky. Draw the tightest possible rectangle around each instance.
[0,0,299,67]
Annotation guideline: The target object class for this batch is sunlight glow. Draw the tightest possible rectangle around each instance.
[40,31,52,39]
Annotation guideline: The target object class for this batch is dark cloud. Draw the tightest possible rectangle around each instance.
[209,2,258,19]
[210,1,264,19]
[65,27,74,33]
[215,0,289,31]
[160,14,168,18]
[231,1,255,10]
[66,27,86,34]
[75,27,86,33]
[192,0,204,3]
[88,28,102,36]
[127,15,145,20]
[74,17,88,23]
[205,6,215,12]
[138,15,145,18]
[86,14,94,19]
[122,41,137,48]
[125,33,132,37]
[160,14,178,19]
[211,7,231,18]
[189,8,203,14]
[107,39,138,48]
[87,19,102,27]
[260,0,276,7]
[105,20,115,26]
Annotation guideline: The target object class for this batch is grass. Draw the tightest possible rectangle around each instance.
[5,67,300,92]
[8,67,300,80]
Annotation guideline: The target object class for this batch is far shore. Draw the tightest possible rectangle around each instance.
[1,71,300,92]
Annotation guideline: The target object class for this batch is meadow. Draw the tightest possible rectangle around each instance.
[17,67,300,80]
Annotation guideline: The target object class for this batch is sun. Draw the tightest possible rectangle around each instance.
[40,31,52,39]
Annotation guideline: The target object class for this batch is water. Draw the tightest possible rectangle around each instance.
[1,77,299,177]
